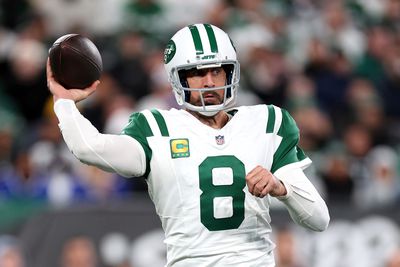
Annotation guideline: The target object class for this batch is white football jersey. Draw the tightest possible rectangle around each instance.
[122,104,311,267]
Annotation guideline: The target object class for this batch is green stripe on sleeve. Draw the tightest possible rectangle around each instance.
[121,112,153,177]
[271,109,307,173]
[204,24,218,53]
[151,109,169,137]
[277,109,299,137]
[266,105,275,133]
[188,25,204,55]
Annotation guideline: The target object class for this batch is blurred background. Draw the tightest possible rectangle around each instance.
[1,0,400,266]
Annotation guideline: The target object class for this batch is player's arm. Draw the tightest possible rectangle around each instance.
[246,166,329,232]
[54,99,146,177]
[274,167,330,232]
[47,59,146,177]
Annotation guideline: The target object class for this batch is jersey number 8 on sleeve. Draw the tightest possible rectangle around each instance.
[199,156,246,231]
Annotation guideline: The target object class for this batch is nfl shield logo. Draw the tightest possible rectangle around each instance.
[215,135,225,145]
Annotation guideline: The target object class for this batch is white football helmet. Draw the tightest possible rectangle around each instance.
[164,23,240,116]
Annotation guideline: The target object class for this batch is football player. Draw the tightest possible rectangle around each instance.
[47,23,330,267]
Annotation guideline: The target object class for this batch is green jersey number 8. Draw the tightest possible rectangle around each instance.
[199,155,246,231]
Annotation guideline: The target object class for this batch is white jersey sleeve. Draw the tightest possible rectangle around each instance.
[275,167,330,231]
[54,99,146,177]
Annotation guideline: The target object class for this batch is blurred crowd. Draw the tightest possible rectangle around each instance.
[1,0,400,214]
[1,0,400,265]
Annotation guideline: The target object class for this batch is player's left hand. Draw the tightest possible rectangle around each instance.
[246,166,287,198]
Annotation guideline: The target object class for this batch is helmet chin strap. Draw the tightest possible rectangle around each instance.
[198,110,220,117]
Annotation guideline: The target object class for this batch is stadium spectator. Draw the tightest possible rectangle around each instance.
[0,235,26,267]
[354,145,400,209]
[0,38,48,123]
[387,248,400,267]
[274,227,304,267]
[60,235,98,267]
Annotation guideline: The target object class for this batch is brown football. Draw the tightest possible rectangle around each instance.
[49,34,102,89]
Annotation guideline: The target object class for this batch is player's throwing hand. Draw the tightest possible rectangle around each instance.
[46,58,99,103]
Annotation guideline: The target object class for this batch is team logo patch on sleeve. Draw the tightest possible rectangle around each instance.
[170,139,190,158]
